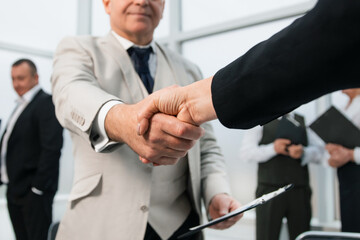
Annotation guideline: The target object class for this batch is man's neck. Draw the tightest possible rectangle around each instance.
[112,30,153,46]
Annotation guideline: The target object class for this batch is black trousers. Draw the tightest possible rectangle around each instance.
[7,189,55,240]
[144,210,201,240]
[338,163,360,232]
[256,184,311,240]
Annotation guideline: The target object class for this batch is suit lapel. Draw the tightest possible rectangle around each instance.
[153,44,177,92]
[10,90,43,139]
[155,44,203,213]
[99,33,146,103]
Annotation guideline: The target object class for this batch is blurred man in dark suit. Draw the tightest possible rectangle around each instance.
[326,88,360,232]
[0,59,63,240]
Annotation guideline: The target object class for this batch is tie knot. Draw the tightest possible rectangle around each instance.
[128,46,153,62]
[128,46,153,75]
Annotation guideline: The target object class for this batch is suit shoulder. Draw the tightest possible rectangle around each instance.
[58,35,99,45]
[34,90,54,106]
[55,35,101,53]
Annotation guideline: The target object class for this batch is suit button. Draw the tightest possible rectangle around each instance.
[140,205,148,212]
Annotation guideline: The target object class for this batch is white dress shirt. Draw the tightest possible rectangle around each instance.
[239,113,326,166]
[90,31,157,152]
[1,85,41,184]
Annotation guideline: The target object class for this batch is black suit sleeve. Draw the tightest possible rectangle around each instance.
[212,0,360,129]
[32,95,63,192]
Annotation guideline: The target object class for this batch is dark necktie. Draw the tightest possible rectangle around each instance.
[128,46,154,94]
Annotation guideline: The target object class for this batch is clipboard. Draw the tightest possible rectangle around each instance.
[309,106,360,149]
[275,115,305,145]
[177,184,294,239]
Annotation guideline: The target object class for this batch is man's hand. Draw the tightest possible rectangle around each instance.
[208,193,242,230]
[137,77,216,136]
[105,103,204,165]
[274,139,291,155]
[287,144,303,159]
[326,143,354,168]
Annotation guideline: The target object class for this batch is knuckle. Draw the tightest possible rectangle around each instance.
[147,134,159,144]
[175,124,187,136]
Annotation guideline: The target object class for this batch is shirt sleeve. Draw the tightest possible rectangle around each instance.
[301,128,329,166]
[239,125,277,163]
[90,100,122,152]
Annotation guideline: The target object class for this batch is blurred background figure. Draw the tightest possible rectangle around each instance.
[325,88,360,233]
[0,59,63,240]
[239,111,325,240]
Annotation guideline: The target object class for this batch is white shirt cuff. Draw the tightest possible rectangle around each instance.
[31,187,44,195]
[301,147,310,166]
[90,100,122,152]
[354,147,360,164]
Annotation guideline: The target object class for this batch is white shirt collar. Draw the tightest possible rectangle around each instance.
[18,84,41,104]
[111,31,156,53]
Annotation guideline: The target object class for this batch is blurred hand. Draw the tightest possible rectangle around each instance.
[208,193,242,230]
[287,144,303,159]
[326,143,354,168]
[137,77,216,136]
[274,139,291,155]
[105,103,204,165]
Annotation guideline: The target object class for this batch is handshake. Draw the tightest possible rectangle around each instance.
[105,77,216,166]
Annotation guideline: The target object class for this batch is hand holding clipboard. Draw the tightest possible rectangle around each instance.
[177,184,294,239]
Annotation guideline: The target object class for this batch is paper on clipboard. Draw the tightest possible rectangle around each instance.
[177,184,294,239]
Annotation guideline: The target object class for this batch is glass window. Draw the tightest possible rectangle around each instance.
[0,0,77,52]
[154,1,170,39]
[182,17,298,78]
[91,0,110,36]
[181,0,315,31]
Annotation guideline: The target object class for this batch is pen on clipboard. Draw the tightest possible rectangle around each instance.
[177,183,294,239]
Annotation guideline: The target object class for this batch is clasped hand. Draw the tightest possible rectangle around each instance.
[326,143,354,168]
[104,77,214,165]
[274,138,303,159]
[104,102,204,165]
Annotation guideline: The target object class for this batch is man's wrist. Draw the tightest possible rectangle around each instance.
[105,104,125,142]
[91,100,122,152]
[348,149,355,162]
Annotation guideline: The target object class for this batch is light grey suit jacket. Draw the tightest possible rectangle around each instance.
[51,33,231,240]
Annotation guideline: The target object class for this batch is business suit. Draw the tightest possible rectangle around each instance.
[51,33,230,240]
[212,0,360,129]
[335,97,360,232]
[255,115,311,240]
[0,89,63,240]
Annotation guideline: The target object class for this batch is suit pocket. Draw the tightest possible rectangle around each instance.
[68,173,102,202]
